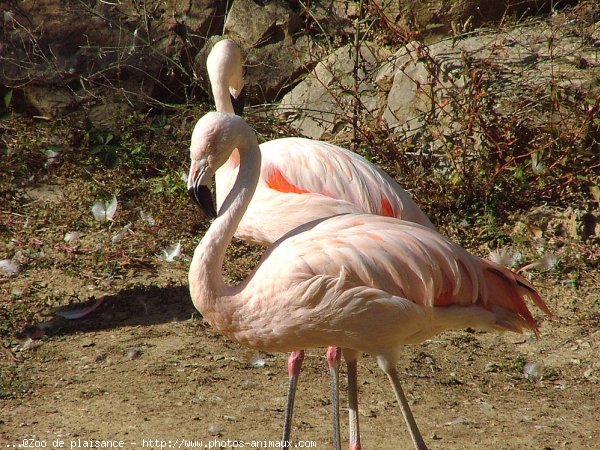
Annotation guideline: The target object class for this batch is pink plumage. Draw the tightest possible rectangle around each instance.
[207,39,438,449]
[200,214,549,353]
[187,112,551,450]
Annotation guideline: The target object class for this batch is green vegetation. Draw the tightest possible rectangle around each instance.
[1,90,14,120]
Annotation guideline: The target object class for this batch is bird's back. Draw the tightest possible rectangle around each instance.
[234,214,550,353]
[260,138,435,228]
[224,137,435,245]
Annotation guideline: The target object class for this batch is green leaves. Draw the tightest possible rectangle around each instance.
[0,90,14,120]
[89,132,120,169]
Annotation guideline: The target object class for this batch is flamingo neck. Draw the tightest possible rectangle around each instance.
[212,76,241,209]
[215,152,241,211]
[211,76,235,114]
[189,127,261,321]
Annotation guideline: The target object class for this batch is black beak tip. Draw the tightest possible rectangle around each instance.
[231,88,246,116]
[188,185,217,220]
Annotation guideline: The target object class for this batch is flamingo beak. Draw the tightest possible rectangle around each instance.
[230,88,246,116]
[187,159,217,220]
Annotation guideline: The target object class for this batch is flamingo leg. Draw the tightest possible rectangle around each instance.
[384,367,428,450]
[326,346,342,450]
[282,350,304,448]
[346,356,361,450]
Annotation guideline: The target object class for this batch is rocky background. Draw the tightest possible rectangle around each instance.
[1,0,599,271]
[1,2,600,447]
[1,1,596,122]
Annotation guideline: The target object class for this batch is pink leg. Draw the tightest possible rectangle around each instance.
[346,355,361,450]
[282,350,304,446]
[384,366,428,450]
[327,346,342,450]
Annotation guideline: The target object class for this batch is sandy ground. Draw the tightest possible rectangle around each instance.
[1,111,599,450]
[2,259,599,450]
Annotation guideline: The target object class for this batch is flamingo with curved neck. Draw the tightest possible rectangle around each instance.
[187,112,551,450]
[205,39,437,450]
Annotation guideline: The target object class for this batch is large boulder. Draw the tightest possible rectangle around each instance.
[279,15,599,143]
[381,20,600,134]
[278,42,391,140]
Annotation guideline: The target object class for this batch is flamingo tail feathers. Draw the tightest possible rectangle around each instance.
[481,261,552,337]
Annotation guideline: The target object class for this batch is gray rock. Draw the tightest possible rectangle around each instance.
[87,100,134,131]
[22,85,76,117]
[243,38,310,104]
[278,42,391,140]
[279,18,599,145]
[224,0,297,48]
[222,0,309,104]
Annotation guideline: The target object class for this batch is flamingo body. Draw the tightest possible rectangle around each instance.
[212,136,435,245]
[187,112,550,448]
[193,213,547,355]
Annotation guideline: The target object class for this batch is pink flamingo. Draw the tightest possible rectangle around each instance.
[206,39,436,449]
[187,112,551,450]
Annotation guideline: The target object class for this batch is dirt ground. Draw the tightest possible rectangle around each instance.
[2,2,600,447]
[1,112,599,450]
[1,249,599,450]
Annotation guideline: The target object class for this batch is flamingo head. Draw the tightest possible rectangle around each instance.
[187,159,216,220]
[188,112,248,219]
[207,38,246,115]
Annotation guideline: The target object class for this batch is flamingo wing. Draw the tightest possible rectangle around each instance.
[267,215,479,309]
[259,138,435,229]
[242,214,549,352]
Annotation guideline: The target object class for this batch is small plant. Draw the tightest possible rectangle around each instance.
[89,131,122,169]
[88,127,151,172]
[0,295,36,347]
[145,114,168,131]
[513,354,526,373]
[543,367,560,380]
[152,172,186,197]
[0,90,13,120]
[0,365,27,400]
